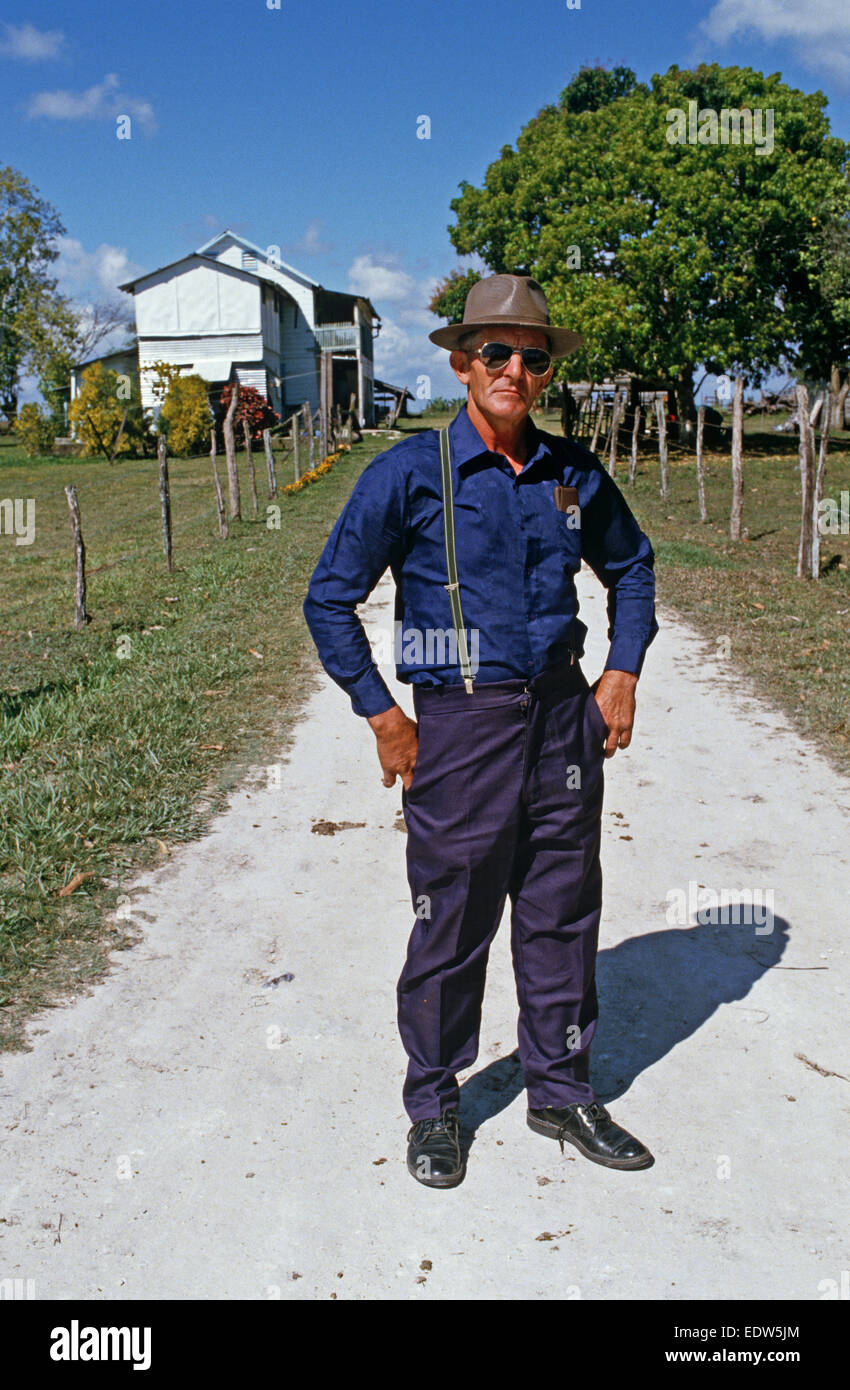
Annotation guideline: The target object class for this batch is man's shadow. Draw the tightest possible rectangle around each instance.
[456,908,790,1158]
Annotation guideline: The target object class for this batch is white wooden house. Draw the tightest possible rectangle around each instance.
[73,232,379,425]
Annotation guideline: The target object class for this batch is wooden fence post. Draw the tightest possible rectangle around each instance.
[292,414,301,481]
[578,390,593,442]
[64,484,90,628]
[608,390,624,477]
[210,429,228,538]
[696,405,708,522]
[730,376,744,538]
[157,434,174,571]
[811,389,831,580]
[319,351,332,460]
[347,391,361,443]
[590,395,605,453]
[796,383,814,575]
[223,381,241,519]
[263,428,277,499]
[302,401,314,472]
[242,419,259,517]
[628,405,641,485]
[391,385,407,429]
[656,396,669,497]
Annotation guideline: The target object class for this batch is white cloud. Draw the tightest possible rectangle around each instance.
[53,236,143,300]
[347,255,416,303]
[701,0,850,82]
[27,72,156,131]
[284,220,335,256]
[350,260,462,401]
[0,22,65,60]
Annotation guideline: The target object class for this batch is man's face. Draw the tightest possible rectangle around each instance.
[450,326,554,426]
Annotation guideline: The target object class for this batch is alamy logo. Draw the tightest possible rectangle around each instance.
[50,1321,151,1371]
[666,101,774,157]
[0,1277,36,1299]
[0,498,35,546]
[370,621,480,674]
[665,880,774,934]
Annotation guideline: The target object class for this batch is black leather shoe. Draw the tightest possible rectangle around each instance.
[528,1101,654,1170]
[406,1110,465,1188]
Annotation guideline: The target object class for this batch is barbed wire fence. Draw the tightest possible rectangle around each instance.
[0,390,357,635]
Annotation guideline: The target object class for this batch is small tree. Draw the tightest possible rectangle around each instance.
[218,382,277,446]
[68,361,145,459]
[16,402,55,456]
[160,374,212,455]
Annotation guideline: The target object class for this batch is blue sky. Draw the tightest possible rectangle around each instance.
[4,0,849,406]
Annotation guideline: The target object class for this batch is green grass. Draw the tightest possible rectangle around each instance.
[0,430,389,1048]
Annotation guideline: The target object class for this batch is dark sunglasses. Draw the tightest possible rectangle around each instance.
[473,341,552,375]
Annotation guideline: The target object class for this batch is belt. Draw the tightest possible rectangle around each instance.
[412,654,584,715]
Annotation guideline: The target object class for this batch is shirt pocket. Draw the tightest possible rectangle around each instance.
[555,506,583,572]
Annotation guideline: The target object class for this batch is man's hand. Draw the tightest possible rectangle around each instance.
[591,669,638,758]
[367,704,419,789]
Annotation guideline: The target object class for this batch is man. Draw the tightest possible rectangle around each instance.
[303,274,658,1188]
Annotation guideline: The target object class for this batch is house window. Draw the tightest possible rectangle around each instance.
[242,252,258,271]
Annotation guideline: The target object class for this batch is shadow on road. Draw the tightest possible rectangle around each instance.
[457,909,790,1156]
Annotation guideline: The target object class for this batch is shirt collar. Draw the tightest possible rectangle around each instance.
[447,401,553,474]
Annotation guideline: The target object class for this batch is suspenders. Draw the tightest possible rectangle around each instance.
[438,427,475,694]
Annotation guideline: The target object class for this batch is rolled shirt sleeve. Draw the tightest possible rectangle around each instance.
[302,453,405,717]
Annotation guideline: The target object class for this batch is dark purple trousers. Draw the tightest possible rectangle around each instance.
[398,658,608,1121]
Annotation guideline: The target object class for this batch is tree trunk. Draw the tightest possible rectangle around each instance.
[830,365,849,431]
[730,377,744,539]
[108,405,128,466]
[674,370,697,444]
[223,381,241,519]
[796,384,814,577]
[811,391,831,580]
[622,376,641,442]
[656,397,669,497]
[628,405,641,485]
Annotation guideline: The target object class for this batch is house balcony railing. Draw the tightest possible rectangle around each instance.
[314,322,373,355]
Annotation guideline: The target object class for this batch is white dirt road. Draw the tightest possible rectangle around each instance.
[1,567,848,1301]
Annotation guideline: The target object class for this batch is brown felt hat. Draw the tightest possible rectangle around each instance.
[428,273,582,357]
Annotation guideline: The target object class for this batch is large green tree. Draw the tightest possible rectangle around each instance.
[0,166,65,420]
[796,182,850,426]
[0,166,133,424]
[433,64,850,427]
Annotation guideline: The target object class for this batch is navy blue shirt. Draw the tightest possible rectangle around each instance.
[303,403,658,717]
